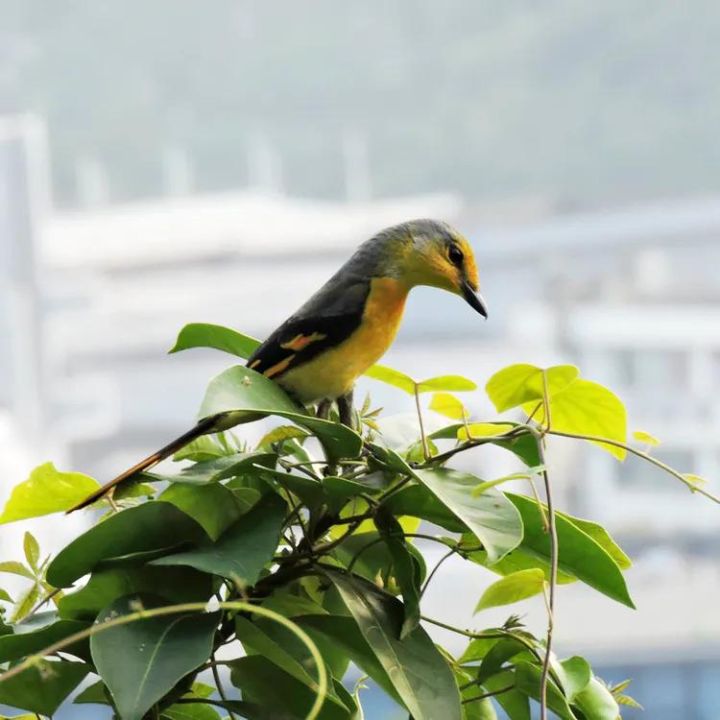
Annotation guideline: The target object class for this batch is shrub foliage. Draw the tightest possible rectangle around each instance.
[0,322,714,719]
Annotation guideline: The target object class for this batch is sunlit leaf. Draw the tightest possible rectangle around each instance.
[170,322,261,358]
[474,569,546,612]
[525,378,628,460]
[458,423,516,440]
[486,364,579,413]
[0,462,99,524]
[23,532,40,572]
[632,429,661,447]
[684,473,707,488]
[363,364,416,394]
[0,588,12,603]
[11,583,41,623]
[417,375,477,393]
[258,425,309,448]
[429,393,467,420]
[0,561,35,580]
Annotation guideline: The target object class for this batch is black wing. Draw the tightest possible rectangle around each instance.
[246,274,370,380]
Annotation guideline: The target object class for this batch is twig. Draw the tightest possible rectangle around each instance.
[414,384,430,460]
[211,651,236,720]
[537,371,558,720]
[547,429,720,504]
[461,684,515,705]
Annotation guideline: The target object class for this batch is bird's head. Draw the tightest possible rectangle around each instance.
[379,219,488,318]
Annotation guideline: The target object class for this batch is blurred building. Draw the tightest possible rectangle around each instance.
[2,116,720,718]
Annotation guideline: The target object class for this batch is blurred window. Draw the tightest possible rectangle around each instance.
[621,448,695,491]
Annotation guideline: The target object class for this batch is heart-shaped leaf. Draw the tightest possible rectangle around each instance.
[486,363,579,413]
[0,463,99,524]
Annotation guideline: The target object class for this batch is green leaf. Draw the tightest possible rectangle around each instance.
[486,364,579,413]
[73,679,112,704]
[0,561,35,580]
[0,588,12,603]
[22,532,40,572]
[383,485,467,533]
[234,617,351,717]
[90,595,220,720]
[230,655,343,720]
[555,511,631,571]
[429,393,468,420]
[151,494,285,584]
[173,434,238,462]
[483,671,530,720]
[259,425,310,448]
[159,483,243,540]
[0,659,88,715]
[11,582,41,623]
[58,566,213,620]
[200,365,363,459]
[573,677,620,720]
[364,364,416,394]
[475,569,546,612]
[170,322,261,358]
[558,656,593,702]
[162,703,222,720]
[375,510,422,638]
[297,614,402,705]
[46,502,207,587]
[524,379,627,460]
[417,375,477,393]
[0,462,99,524]
[149,452,275,486]
[514,661,576,720]
[506,493,634,608]
[432,423,542,467]
[0,618,88,663]
[328,572,462,720]
[411,468,523,563]
[475,638,531,685]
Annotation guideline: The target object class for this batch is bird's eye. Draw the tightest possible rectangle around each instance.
[448,244,464,266]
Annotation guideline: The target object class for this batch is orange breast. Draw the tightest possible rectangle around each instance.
[277,277,409,402]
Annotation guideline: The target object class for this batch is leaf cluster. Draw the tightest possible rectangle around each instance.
[0,324,709,719]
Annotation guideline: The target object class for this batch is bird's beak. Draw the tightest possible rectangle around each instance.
[461,281,488,318]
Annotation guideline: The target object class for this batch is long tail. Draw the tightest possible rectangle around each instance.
[67,416,219,513]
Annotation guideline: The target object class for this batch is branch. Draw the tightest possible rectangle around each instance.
[547,429,720,504]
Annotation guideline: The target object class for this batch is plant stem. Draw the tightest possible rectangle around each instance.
[461,684,515,704]
[414,384,430,460]
[211,651,236,720]
[547,429,720,504]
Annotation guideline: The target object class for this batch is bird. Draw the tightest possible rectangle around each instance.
[68,219,487,512]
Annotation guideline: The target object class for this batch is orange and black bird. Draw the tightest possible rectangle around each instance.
[70,219,487,511]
